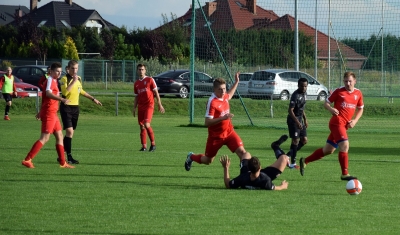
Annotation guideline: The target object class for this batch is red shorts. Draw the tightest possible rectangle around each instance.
[327,123,348,145]
[41,113,62,134]
[205,131,244,158]
[137,108,154,125]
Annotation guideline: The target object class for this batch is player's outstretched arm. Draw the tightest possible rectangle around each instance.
[274,180,289,191]
[220,155,231,189]
[227,71,240,99]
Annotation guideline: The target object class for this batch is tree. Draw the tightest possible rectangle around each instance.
[100,29,115,59]
[114,34,137,60]
[64,36,79,60]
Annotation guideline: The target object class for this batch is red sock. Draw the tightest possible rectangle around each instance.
[56,144,66,165]
[140,129,147,148]
[191,154,204,164]
[146,127,155,145]
[338,151,349,175]
[305,148,324,164]
[25,140,43,161]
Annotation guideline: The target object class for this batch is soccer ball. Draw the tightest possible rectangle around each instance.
[346,179,362,195]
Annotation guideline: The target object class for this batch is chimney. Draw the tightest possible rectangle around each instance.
[15,7,23,17]
[205,2,217,17]
[65,0,73,5]
[246,0,256,14]
[30,0,38,12]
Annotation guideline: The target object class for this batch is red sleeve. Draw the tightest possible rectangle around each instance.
[133,81,138,95]
[327,88,339,103]
[0,76,4,89]
[150,77,157,90]
[38,76,46,90]
[13,80,16,92]
[357,91,364,108]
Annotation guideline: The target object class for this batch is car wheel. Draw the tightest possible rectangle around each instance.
[279,91,289,100]
[177,86,189,99]
[317,91,327,101]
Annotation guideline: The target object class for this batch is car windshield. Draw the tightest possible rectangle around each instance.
[154,70,187,78]
[252,71,275,81]
[239,74,252,81]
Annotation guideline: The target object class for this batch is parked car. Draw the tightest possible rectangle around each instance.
[236,72,253,97]
[12,65,49,86]
[0,71,42,98]
[248,69,329,101]
[153,70,216,98]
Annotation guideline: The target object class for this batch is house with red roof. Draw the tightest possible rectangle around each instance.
[164,0,366,69]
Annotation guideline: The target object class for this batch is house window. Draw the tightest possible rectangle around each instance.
[204,20,212,27]
[60,20,71,29]
[235,1,245,8]
[182,18,191,27]
[38,20,47,27]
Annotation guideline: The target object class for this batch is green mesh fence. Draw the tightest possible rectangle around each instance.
[188,0,400,131]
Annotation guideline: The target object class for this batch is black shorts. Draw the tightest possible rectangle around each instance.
[60,104,80,130]
[261,167,282,181]
[2,93,12,102]
[287,116,307,139]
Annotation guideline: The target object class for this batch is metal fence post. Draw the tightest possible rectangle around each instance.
[115,92,118,116]
[36,90,40,113]
[270,96,274,118]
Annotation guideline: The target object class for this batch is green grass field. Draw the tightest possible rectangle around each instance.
[1,113,400,234]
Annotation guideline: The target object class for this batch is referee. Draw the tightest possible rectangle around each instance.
[286,77,309,169]
[59,60,102,164]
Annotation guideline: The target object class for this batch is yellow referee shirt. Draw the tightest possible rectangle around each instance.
[60,74,86,105]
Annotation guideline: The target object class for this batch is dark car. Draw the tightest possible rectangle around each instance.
[0,71,42,98]
[12,65,49,86]
[153,70,215,98]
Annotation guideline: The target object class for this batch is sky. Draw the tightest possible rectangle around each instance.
[7,0,400,38]
[9,0,191,30]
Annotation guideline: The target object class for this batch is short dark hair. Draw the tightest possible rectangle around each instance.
[248,157,261,174]
[213,78,226,88]
[343,71,356,79]
[50,62,62,71]
[67,60,78,68]
[298,77,308,85]
[137,63,146,69]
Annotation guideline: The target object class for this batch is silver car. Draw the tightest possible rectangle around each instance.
[236,73,253,97]
[248,69,329,101]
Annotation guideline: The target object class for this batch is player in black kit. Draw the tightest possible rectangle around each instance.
[220,135,290,191]
[286,77,309,169]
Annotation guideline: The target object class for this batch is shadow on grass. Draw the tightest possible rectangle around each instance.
[0,228,154,235]
[1,177,223,190]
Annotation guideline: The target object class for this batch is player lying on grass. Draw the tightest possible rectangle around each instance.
[219,135,290,190]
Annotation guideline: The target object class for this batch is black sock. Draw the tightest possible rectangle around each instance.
[290,144,298,164]
[63,137,72,157]
[5,105,10,116]
[297,142,305,151]
[273,148,285,159]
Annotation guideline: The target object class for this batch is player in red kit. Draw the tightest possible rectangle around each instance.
[185,72,251,171]
[299,71,364,180]
[133,64,165,152]
[21,62,74,169]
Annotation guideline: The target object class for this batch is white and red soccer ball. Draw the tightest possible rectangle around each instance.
[346,179,362,195]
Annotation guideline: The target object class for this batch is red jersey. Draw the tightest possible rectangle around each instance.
[327,86,364,126]
[134,76,157,110]
[41,77,60,114]
[205,93,233,139]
